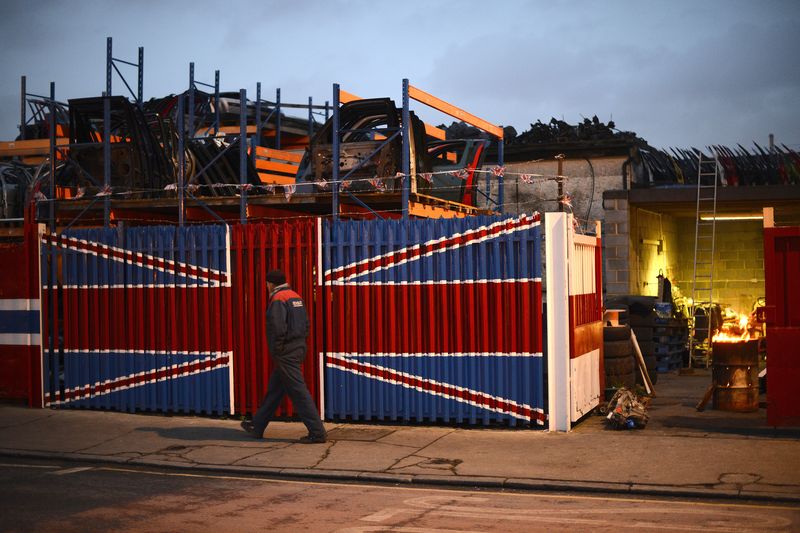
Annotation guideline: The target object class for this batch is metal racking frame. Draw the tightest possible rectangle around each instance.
[105,37,144,226]
[19,38,503,230]
[188,62,220,137]
[329,79,505,221]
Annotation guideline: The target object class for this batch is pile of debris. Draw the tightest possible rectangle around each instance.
[508,116,643,145]
[438,116,644,146]
[601,388,650,429]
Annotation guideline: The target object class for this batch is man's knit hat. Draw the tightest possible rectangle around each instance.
[265,270,286,285]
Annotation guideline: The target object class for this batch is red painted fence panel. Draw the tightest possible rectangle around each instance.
[764,225,800,426]
[230,220,320,416]
[0,219,41,405]
[567,226,603,421]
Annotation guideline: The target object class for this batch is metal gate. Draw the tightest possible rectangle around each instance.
[546,213,603,431]
[40,225,233,414]
[322,214,545,426]
[567,220,603,421]
[763,212,800,426]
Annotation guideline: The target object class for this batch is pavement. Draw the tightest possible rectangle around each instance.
[1,369,799,503]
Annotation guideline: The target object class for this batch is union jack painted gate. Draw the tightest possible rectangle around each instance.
[40,225,233,414]
[322,214,545,426]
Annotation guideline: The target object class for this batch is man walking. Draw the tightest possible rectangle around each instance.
[241,270,327,444]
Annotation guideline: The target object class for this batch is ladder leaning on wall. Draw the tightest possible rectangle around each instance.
[688,150,719,368]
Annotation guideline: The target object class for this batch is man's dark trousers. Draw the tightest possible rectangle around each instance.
[251,345,325,438]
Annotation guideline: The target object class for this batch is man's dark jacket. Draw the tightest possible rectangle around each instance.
[266,284,309,357]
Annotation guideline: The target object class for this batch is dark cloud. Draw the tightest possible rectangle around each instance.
[0,0,798,149]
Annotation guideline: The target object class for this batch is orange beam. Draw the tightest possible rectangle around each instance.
[424,123,446,140]
[214,125,259,135]
[408,84,503,139]
[0,138,69,157]
[408,200,467,219]
[254,159,298,175]
[258,172,296,185]
[339,87,447,140]
[255,147,303,163]
[339,89,362,104]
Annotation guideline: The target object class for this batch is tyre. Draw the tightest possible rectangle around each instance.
[606,371,636,389]
[606,303,629,326]
[604,324,631,342]
[604,339,632,359]
[635,340,655,356]
[636,354,659,386]
[605,355,634,375]
[629,311,658,327]
[632,326,654,341]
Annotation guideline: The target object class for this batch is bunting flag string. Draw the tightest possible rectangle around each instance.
[38,166,574,205]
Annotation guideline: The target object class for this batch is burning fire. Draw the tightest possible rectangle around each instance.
[712,313,753,343]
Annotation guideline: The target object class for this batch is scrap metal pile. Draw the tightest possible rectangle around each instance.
[507,116,643,145]
[438,115,641,145]
[638,144,800,186]
[0,90,304,219]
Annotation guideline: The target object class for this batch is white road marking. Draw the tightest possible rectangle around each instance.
[354,495,794,532]
[336,526,485,533]
[0,463,59,469]
[51,466,93,476]
[361,508,414,523]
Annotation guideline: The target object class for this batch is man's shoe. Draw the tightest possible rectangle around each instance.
[298,434,327,444]
[240,420,262,439]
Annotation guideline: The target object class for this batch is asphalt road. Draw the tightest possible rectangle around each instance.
[0,459,798,532]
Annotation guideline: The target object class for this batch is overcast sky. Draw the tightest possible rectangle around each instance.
[1,0,798,149]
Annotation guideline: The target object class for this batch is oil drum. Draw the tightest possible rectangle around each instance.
[712,339,759,412]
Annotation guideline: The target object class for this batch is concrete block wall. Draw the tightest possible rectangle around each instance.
[629,207,679,297]
[601,194,631,296]
[479,156,627,225]
[479,156,630,300]
[674,219,764,314]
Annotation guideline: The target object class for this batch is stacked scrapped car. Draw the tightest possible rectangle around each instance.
[68,96,176,194]
[295,98,489,207]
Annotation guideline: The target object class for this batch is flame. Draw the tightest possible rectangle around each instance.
[712,311,753,343]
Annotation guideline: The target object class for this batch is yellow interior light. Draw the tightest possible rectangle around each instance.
[699,214,764,221]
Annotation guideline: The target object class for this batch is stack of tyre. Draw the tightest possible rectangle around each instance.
[604,296,659,392]
[604,324,636,391]
[625,298,660,383]
[630,321,659,385]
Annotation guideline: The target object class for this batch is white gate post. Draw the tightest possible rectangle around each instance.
[545,212,571,432]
